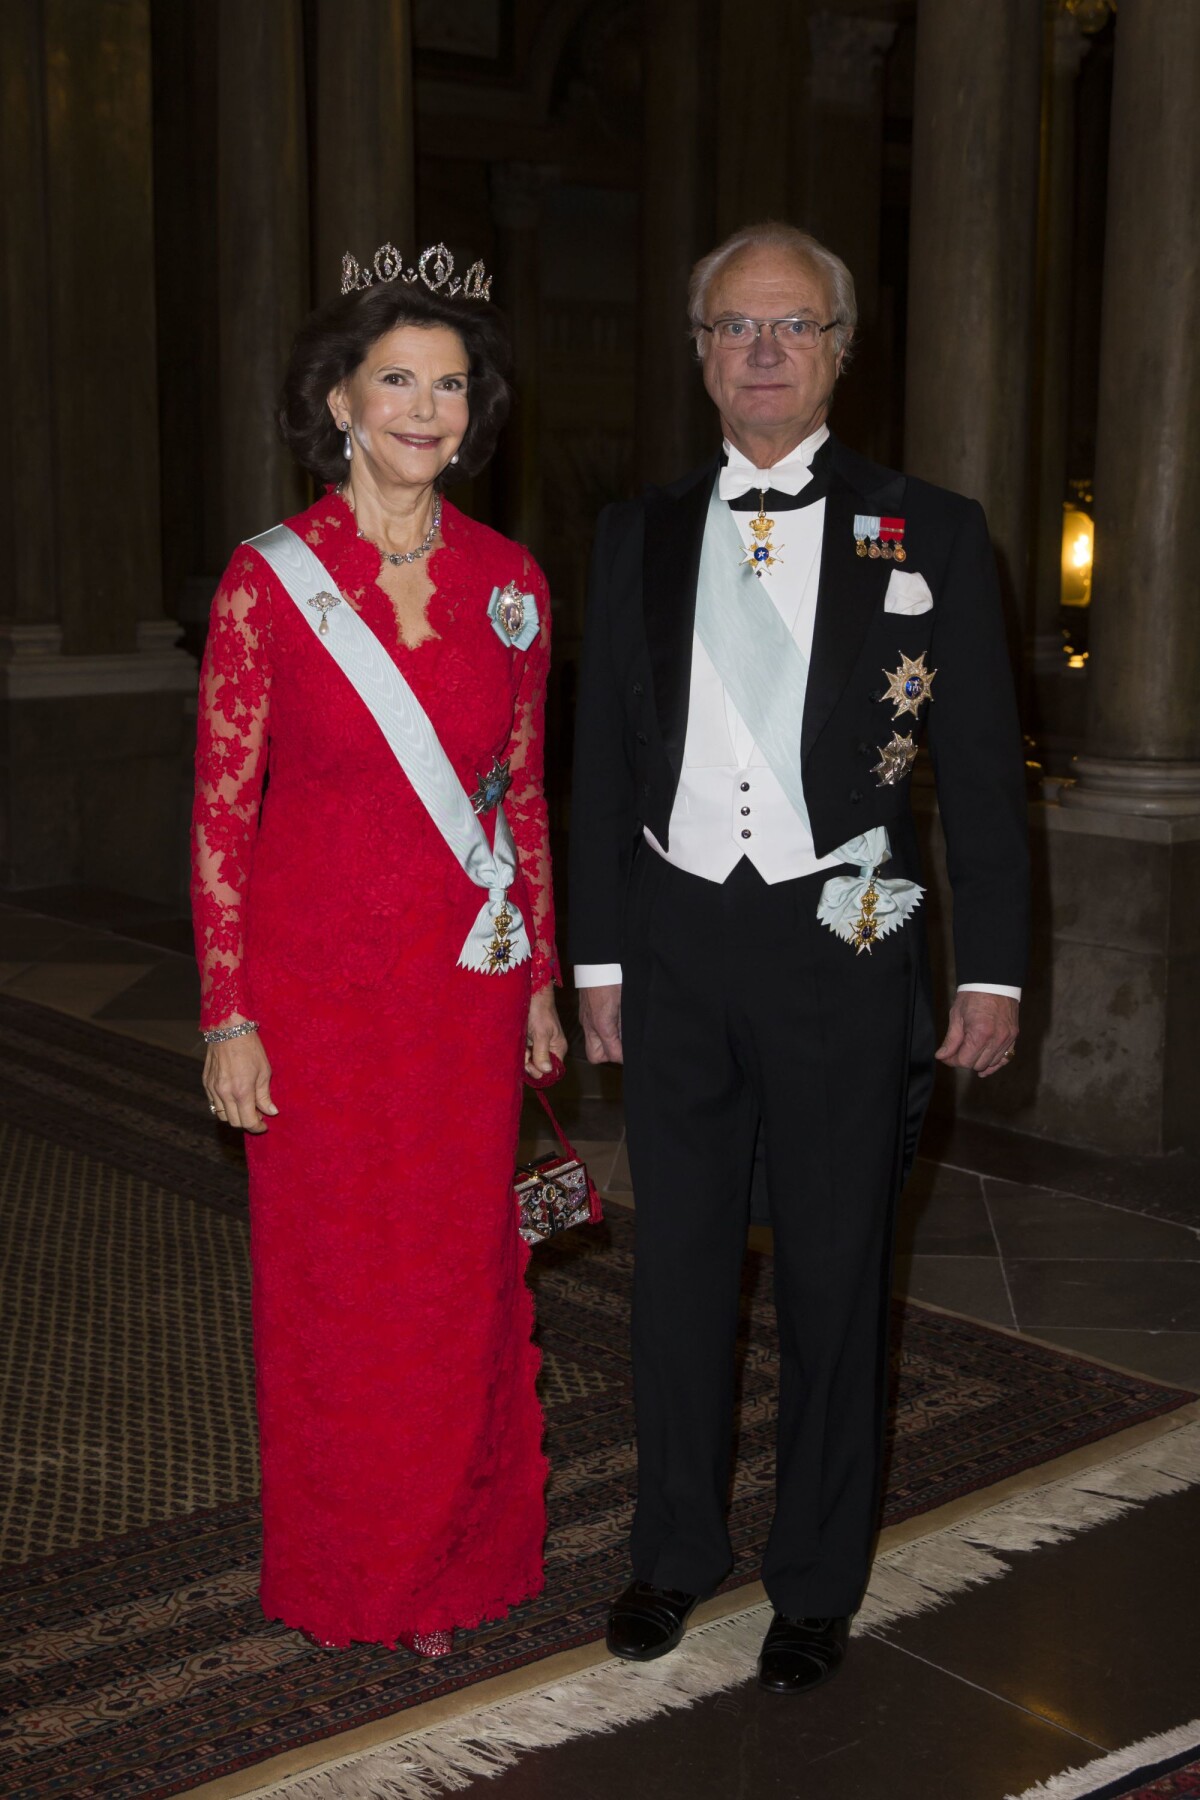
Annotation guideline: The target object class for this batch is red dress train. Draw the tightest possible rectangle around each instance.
[191,492,556,1646]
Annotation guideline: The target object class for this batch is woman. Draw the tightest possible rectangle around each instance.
[191,242,567,1655]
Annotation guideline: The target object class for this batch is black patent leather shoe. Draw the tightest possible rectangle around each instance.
[605,1581,700,1661]
[757,1613,850,1693]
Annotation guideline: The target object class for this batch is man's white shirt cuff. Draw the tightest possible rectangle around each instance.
[574,972,1020,999]
[575,963,623,988]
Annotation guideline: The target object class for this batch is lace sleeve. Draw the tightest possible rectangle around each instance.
[190,549,273,1030]
[503,550,560,991]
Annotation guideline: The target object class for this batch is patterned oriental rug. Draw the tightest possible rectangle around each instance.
[0,991,1196,1800]
[1008,1720,1200,1799]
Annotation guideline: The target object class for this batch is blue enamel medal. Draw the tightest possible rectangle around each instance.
[741,492,781,579]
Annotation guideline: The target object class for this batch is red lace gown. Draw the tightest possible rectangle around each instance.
[191,491,557,1647]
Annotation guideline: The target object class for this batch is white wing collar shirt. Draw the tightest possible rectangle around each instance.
[575,424,1018,999]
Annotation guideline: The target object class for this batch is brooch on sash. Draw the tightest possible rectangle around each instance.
[742,493,781,578]
[883,650,936,719]
[854,515,907,562]
[306,590,342,636]
[471,756,512,816]
[487,582,540,651]
[872,731,919,787]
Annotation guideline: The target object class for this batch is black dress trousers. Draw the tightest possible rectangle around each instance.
[620,848,933,1618]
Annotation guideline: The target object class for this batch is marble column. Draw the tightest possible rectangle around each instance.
[0,0,56,636]
[905,0,1043,625]
[0,0,195,902]
[490,163,556,550]
[216,0,308,552]
[921,2,1200,1155]
[312,0,415,296]
[1064,0,1200,815]
[1029,7,1089,683]
[637,0,716,486]
[715,0,807,238]
[44,0,163,654]
[803,11,898,461]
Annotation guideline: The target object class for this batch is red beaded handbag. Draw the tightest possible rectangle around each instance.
[514,1059,604,1246]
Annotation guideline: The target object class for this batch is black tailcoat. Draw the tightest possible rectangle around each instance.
[569,435,1030,987]
[567,435,1030,1616]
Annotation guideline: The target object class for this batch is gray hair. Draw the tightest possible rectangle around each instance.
[688,221,857,362]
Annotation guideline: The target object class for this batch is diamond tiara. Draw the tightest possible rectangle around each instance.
[341,241,493,302]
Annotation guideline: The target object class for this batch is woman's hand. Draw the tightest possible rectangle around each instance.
[203,1028,278,1133]
[525,984,569,1080]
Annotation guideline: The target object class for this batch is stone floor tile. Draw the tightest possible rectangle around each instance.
[606,1140,632,1194]
[883,1485,1200,1752]
[894,1254,1017,1329]
[7,883,179,930]
[30,929,171,965]
[92,959,202,1022]
[441,1628,1097,1800]
[1028,1326,1200,1389]
[1006,1258,1200,1332]
[542,1091,627,1142]
[985,1185,1200,1262]
[897,1185,998,1258]
[101,1019,209,1059]
[1,959,156,1018]
[924,1113,1200,1232]
[905,1157,988,1204]
[0,907,82,962]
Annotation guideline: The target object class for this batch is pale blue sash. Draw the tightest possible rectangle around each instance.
[694,486,923,947]
[246,524,531,975]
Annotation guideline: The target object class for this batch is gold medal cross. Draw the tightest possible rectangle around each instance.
[742,494,781,577]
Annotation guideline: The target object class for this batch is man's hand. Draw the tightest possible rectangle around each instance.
[579,983,623,1064]
[935,991,1019,1079]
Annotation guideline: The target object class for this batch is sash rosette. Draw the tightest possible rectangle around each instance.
[814,828,924,946]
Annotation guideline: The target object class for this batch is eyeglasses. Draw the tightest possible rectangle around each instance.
[699,316,841,350]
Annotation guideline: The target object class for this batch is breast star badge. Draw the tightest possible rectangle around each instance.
[470,755,513,816]
[882,650,936,719]
[872,731,919,788]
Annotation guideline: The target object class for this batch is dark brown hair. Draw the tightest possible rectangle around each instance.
[278,280,512,487]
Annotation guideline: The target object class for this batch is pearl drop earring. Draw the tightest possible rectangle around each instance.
[340,421,352,461]
[450,452,460,465]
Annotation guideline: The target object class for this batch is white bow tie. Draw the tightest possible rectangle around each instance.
[717,437,823,502]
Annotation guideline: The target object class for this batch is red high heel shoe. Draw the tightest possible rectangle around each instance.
[399,1628,454,1658]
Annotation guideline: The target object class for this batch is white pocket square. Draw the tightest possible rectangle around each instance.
[883,570,933,615]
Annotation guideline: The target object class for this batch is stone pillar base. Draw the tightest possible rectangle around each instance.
[916,789,1200,1157]
[1061,755,1200,817]
[0,637,196,905]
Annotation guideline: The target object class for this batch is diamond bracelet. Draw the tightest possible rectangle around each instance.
[201,1019,260,1045]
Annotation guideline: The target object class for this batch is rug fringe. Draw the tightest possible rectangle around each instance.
[246,1421,1200,1800]
[248,1610,768,1799]
[1004,1714,1200,1799]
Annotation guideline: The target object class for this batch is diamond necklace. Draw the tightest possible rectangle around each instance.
[349,493,442,566]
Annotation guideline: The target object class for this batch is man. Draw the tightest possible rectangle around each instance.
[569,223,1028,1695]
